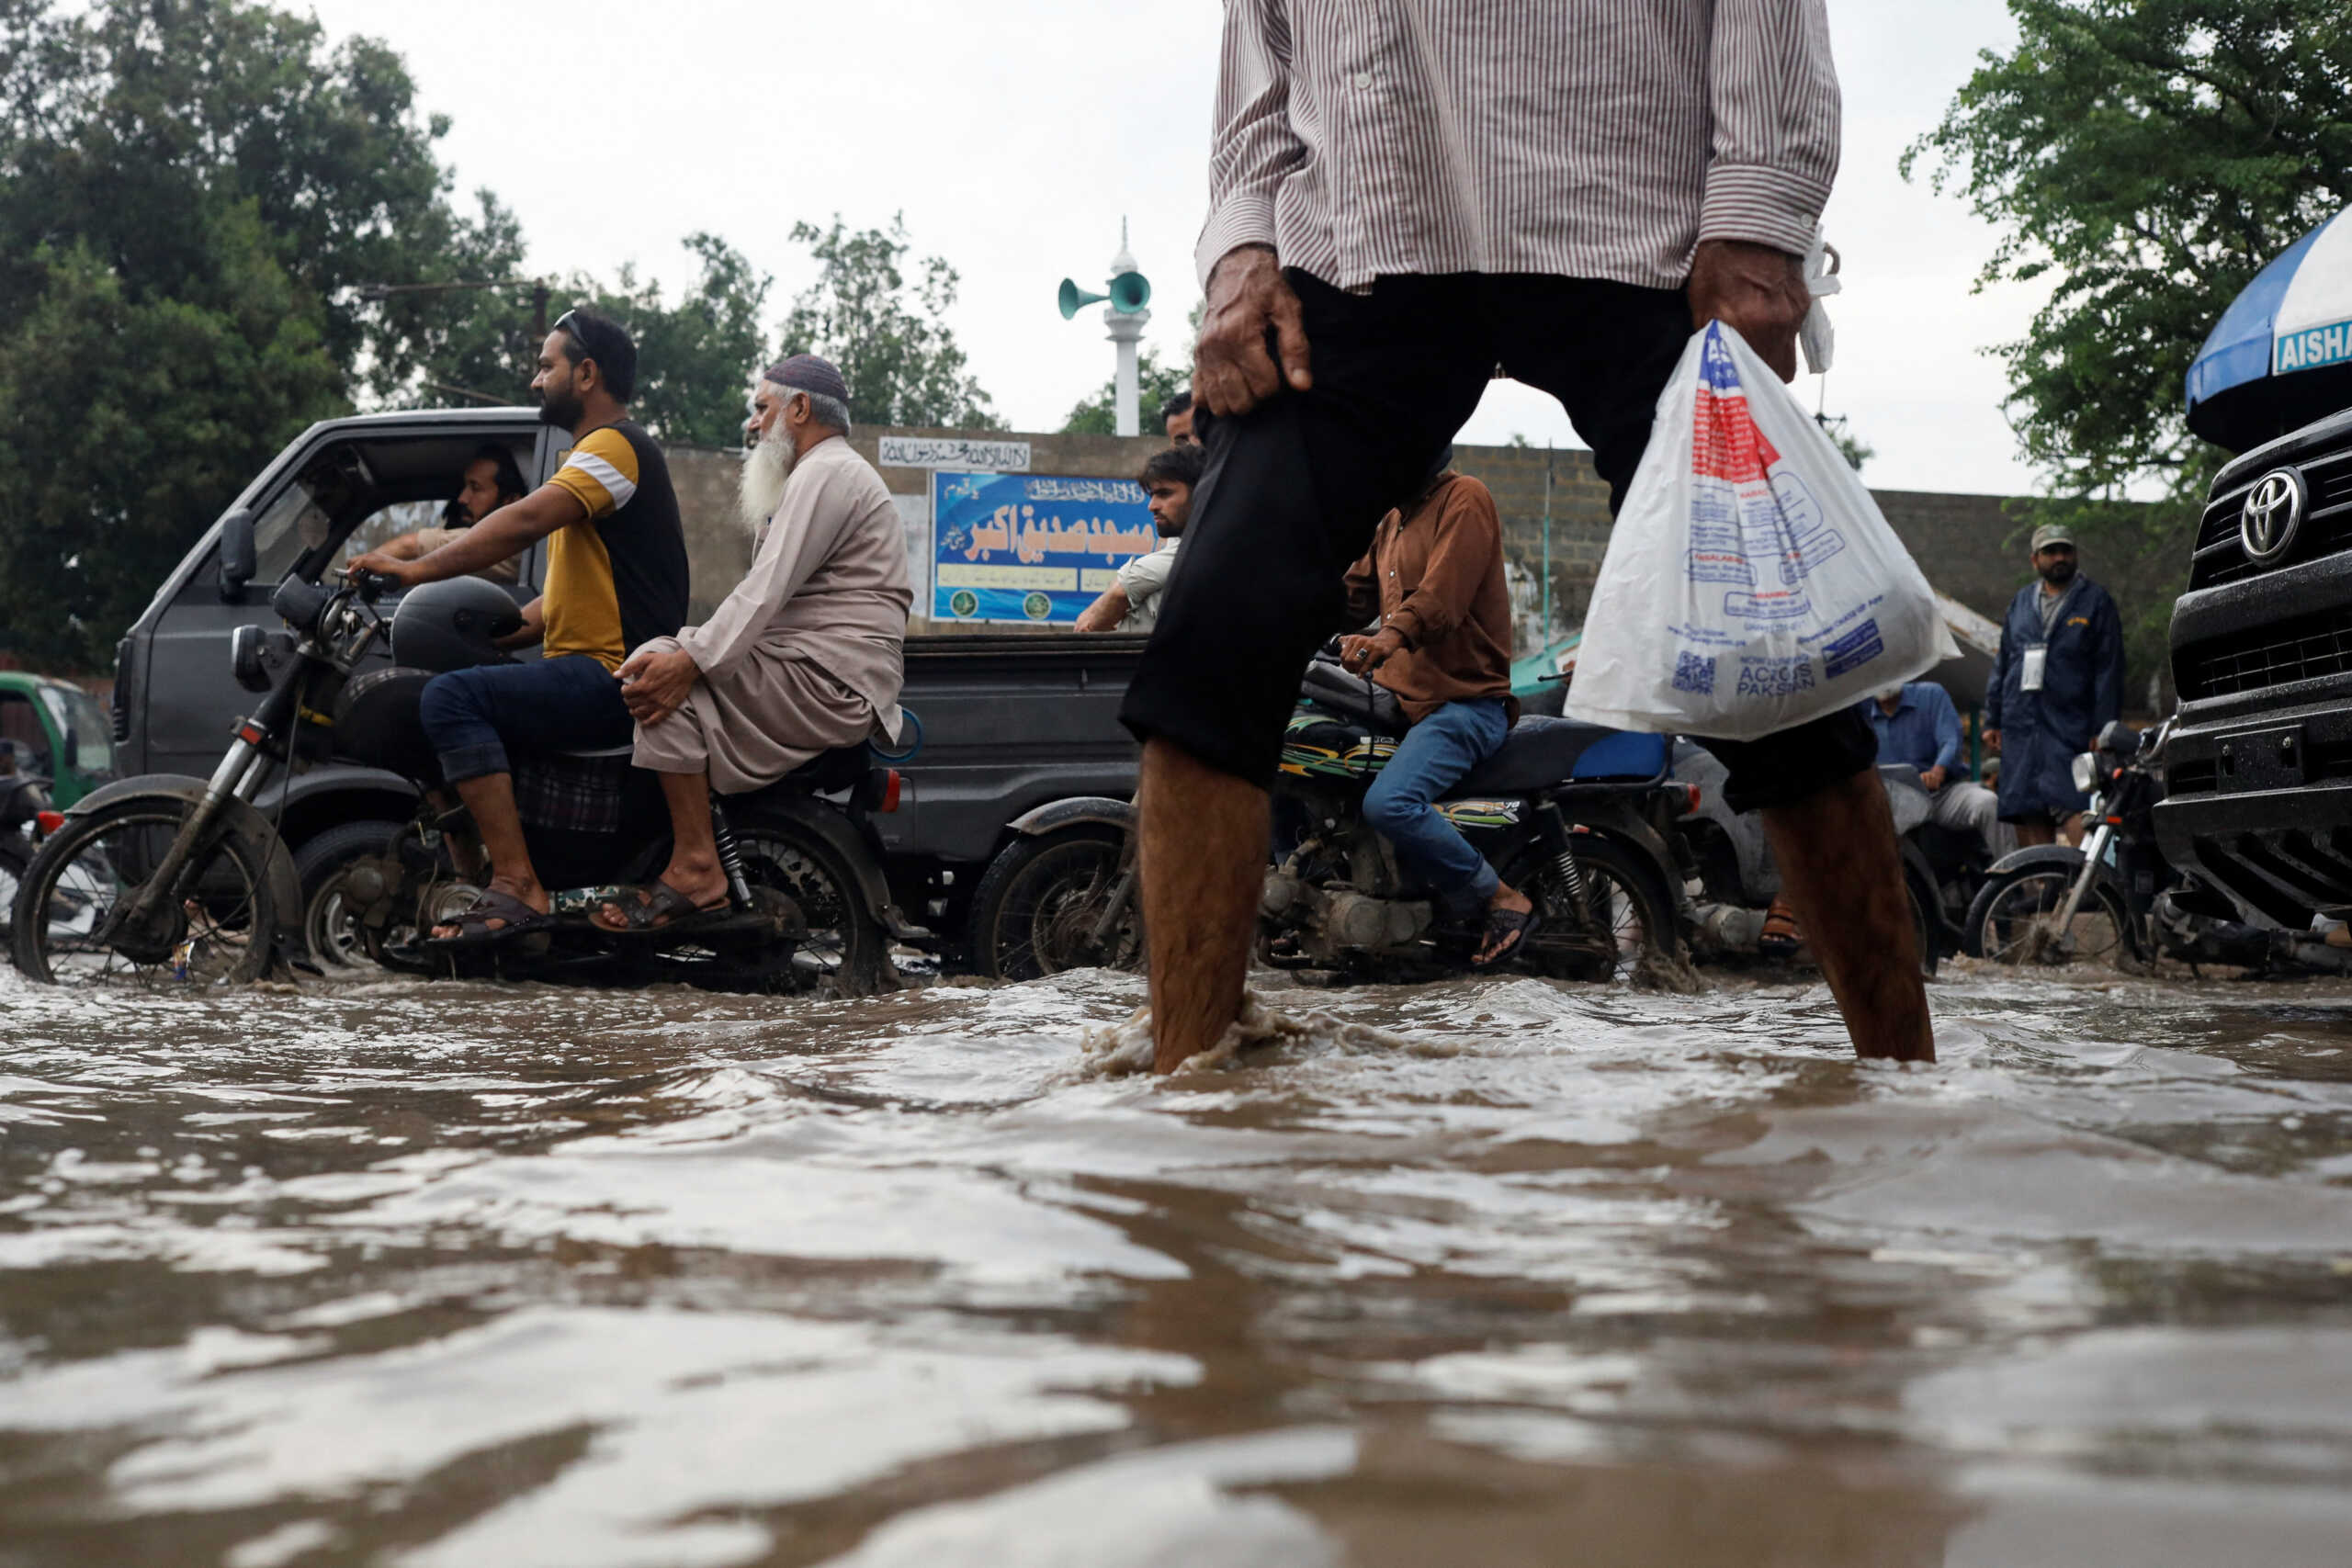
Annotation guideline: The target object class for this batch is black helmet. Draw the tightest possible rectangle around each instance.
[390,579,524,672]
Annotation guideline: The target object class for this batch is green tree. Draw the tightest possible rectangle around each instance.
[778,215,1001,429]
[1059,345,1193,435]
[0,0,520,665]
[573,233,773,448]
[1905,0,2352,699]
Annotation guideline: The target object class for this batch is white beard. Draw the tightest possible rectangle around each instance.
[738,431,797,534]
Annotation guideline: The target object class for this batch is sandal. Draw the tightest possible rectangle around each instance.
[425,887,554,947]
[589,880,731,934]
[1471,903,1542,971]
[1758,895,1804,957]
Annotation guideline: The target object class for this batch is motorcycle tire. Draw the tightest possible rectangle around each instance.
[1964,863,2139,971]
[1501,833,1681,984]
[969,827,1141,982]
[294,819,407,974]
[10,798,278,988]
[727,819,892,997]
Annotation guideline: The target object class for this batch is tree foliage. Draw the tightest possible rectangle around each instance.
[1059,344,1193,437]
[1905,0,2352,500]
[0,0,514,665]
[572,233,773,449]
[1908,0,2352,703]
[778,216,1001,430]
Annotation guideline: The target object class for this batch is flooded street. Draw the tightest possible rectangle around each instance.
[3,963,2350,1567]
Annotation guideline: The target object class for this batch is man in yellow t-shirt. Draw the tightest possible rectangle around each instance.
[347,307,688,943]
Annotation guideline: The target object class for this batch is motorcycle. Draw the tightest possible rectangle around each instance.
[10,571,913,994]
[1964,719,2352,975]
[1670,747,1982,975]
[968,652,1690,984]
[0,753,60,944]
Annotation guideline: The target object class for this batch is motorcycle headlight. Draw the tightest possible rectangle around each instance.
[2071,750,2099,794]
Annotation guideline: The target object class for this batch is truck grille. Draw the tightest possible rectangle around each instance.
[2188,447,2352,589]
[2176,604,2352,700]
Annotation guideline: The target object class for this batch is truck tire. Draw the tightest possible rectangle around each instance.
[295,819,406,973]
[970,827,1142,981]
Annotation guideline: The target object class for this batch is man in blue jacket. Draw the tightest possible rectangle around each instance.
[1984,524,2126,846]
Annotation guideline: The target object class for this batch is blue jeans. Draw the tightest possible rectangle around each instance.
[418,656,634,784]
[1363,697,1510,912]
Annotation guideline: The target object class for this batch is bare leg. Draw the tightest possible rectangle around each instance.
[1139,738,1269,1073]
[1759,767,1934,1063]
[590,771,729,930]
[434,772,545,936]
[2015,818,2056,849]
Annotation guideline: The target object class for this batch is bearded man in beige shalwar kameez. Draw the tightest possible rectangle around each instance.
[592,355,910,931]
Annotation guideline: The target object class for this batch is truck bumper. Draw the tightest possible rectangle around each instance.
[2154,686,2352,927]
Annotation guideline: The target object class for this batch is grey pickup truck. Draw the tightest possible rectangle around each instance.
[107,407,1142,960]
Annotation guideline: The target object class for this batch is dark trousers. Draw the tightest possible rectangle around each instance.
[418,655,634,785]
[1119,271,1874,813]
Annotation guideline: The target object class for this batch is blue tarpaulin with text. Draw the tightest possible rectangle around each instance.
[931,470,1159,625]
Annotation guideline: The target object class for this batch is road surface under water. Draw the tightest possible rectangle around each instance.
[1,960,2349,1567]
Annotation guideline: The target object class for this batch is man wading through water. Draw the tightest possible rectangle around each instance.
[1122,0,1935,1069]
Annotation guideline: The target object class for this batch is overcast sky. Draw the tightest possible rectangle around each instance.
[304,0,2046,496]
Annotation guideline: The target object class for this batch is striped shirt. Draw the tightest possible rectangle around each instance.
[1196,0,1841,292]
[541,421,689,671]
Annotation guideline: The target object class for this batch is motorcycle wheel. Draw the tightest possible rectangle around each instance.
[0,836,28,946]
[969,828,1141,981]
[649,819,890,996]
[1965,865,2136,970]
[295,819,408,974]
[1502,835,1679,984]
[10,800,277,988]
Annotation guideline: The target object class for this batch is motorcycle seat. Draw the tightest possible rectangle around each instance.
[775,744,872,795]
[1448,716,1669,797]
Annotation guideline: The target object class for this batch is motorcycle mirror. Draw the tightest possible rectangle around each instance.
[217,507,258,602]
[2096,718,2137,755]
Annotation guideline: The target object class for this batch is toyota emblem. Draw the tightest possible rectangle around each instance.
[2239,468,2307,564]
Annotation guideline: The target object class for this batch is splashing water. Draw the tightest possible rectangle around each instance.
[0,958,2349,1565]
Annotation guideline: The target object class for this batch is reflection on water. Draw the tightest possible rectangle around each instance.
[1,961,2349,1565]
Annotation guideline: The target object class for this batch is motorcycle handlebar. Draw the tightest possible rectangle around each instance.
[345,569,395,604]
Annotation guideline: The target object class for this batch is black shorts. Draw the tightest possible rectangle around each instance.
[1118,270,1877,815]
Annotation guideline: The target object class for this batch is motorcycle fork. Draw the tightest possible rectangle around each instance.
[1086,829,1141,952]
[709,799,756,908]
[106,718,276,942]
[2046,823,2115,954]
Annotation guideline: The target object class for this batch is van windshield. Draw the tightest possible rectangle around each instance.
[251,478,334,587]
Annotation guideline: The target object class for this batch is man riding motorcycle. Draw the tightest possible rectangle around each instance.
[345,307,691,943]
[1333,464,1536,968]
[591,355,912,931]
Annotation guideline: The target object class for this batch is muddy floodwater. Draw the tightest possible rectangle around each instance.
[3,962,2351,1567]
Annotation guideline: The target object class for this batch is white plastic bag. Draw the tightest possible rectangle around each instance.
[1566,321,1957,741]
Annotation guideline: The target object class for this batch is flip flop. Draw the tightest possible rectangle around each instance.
[1471,903,1542,971]
[589,880,731,934]
[425,886,554,947]
[1758,896,1804,957]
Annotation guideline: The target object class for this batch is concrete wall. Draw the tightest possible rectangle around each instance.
[666,427,2037,646]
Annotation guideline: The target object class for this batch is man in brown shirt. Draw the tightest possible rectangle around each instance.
[1333,470,1536,964]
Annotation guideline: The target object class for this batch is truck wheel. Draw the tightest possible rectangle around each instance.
[970,828,1142,981]
[295,820,406,973]
[11,799,277,988]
